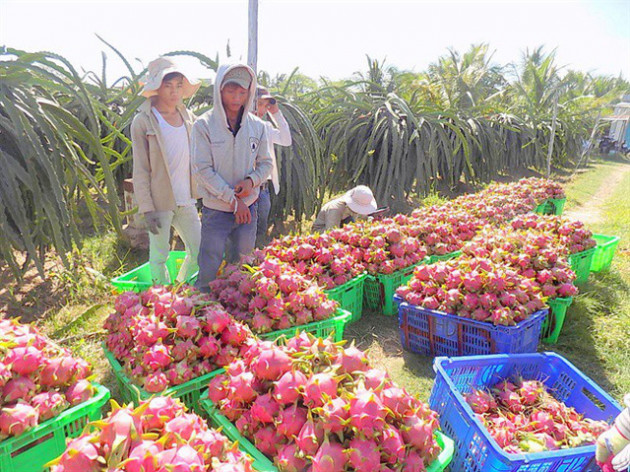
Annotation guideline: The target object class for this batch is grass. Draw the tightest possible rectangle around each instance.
[562,157,621,211]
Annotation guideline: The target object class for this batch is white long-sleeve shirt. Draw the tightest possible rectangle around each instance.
[264,111,292,194]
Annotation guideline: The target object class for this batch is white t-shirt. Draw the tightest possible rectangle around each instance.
[152,108,196,207]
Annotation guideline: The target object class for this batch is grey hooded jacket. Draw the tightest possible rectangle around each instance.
[191,64,273,212]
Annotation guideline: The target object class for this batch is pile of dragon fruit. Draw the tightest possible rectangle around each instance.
[49,396,254,472]
[327,219,428,275]
[0,319,95,439]
[510,214,596,255]
[465,378,609,454]
[262,233,364,289]
[208,257,339,333]
[482,177,565,205]
[396,258,546,326]
[104,285,254,393]
[460,227,578,299]
[207,333,441,471]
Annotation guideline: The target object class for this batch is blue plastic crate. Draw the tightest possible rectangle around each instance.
[429,352,622,472]
[396,295,547,357]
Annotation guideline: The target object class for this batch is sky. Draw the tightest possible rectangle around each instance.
[1,0,629,84]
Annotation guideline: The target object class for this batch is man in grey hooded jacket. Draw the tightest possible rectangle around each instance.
[192,64,273,291]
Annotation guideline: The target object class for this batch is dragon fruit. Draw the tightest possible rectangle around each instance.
[0,403,39,436]
[32,391,69,420]
[49,397,253,471]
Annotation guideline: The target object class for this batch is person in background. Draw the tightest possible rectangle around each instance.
[312,185,377,233]
[131,57,201,284]
[191,64,273,291]
[253,86,292,247]
[597,394,630,472]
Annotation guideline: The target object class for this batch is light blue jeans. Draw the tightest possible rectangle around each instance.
[195,202,258,292]
[256,186,271,248]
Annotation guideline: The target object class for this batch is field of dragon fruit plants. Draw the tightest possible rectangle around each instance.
[2,171,628,472]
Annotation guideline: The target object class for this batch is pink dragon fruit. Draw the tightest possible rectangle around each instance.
[304,372,338,407]
[348,388,386,437]
[334,344,369,374]
[251,345,293,381]
[31,391,69,420]
[5,346,43,376]
[295,413,325,455]
[64,380,95,407]
[3,376,37,402]
[276,404,308,438]
[275,443,307,472]
[143,396,182,431]
[49,435,101,472]
[145,372,169,393]
[348,437,381,472]
[0,403,39,436]
[143,342,173,369]
[311,438,348,472]
[250,393,280,424]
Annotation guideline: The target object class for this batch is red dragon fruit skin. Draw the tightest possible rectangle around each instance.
[0,403,39,436]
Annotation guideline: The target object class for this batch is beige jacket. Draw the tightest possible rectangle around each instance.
[312,196,354,233]
[131,100,199,213]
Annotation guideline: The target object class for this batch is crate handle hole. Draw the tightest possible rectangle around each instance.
[11,431,55,458]
[582,387,606,411]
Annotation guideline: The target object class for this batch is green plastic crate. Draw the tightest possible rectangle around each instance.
[110,250,198,293]
[568,246,597,285]
[325,273,367,323]
[590,234,621,273]
[429,250,462,264]
[262,309,352,343]
[200,395,454,472]
[102,345,222,415]
[0,384,110,472]
[364,259,428,316]
[540,296,573,344]
[534,197,566,215]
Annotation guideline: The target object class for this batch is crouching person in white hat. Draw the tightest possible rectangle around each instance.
[131,57,202,284]
[312,185,378,233]
[191,64,273,291]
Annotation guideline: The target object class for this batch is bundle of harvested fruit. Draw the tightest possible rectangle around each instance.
[262,233,364,290]
[465,378,609,454]
[48,396,254,471]
[207,333,442,471]
[510,214,596,255]
[208,257,339,333]
[460,227,578,299]
[104,285,254,393]
[396,257,546,326]
[0,319,95,439]
[328,219,427,275]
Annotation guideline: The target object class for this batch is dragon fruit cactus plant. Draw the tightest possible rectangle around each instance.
[104,285,256,393]
[207,333,442,471]
[397,256,547,326]
[48,396,254,471]
[464,377,609,454]
[207,258,339,333]
[0,318,95,440]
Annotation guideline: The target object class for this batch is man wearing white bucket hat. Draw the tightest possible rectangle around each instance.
[131,56,202,285]
[312,185,378,233]
[191,64,273,290]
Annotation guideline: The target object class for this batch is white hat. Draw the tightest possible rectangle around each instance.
[344,185,378,215]
[221,66,252,90]
[140,57,200,98]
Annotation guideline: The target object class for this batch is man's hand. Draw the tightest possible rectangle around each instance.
[597,395,630,467]
[143,211,162,235]
[234,198,251,225]
[234,178,254,198]
[268,102,280,114]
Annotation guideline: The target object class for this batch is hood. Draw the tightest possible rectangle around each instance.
[213,63,257,131]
